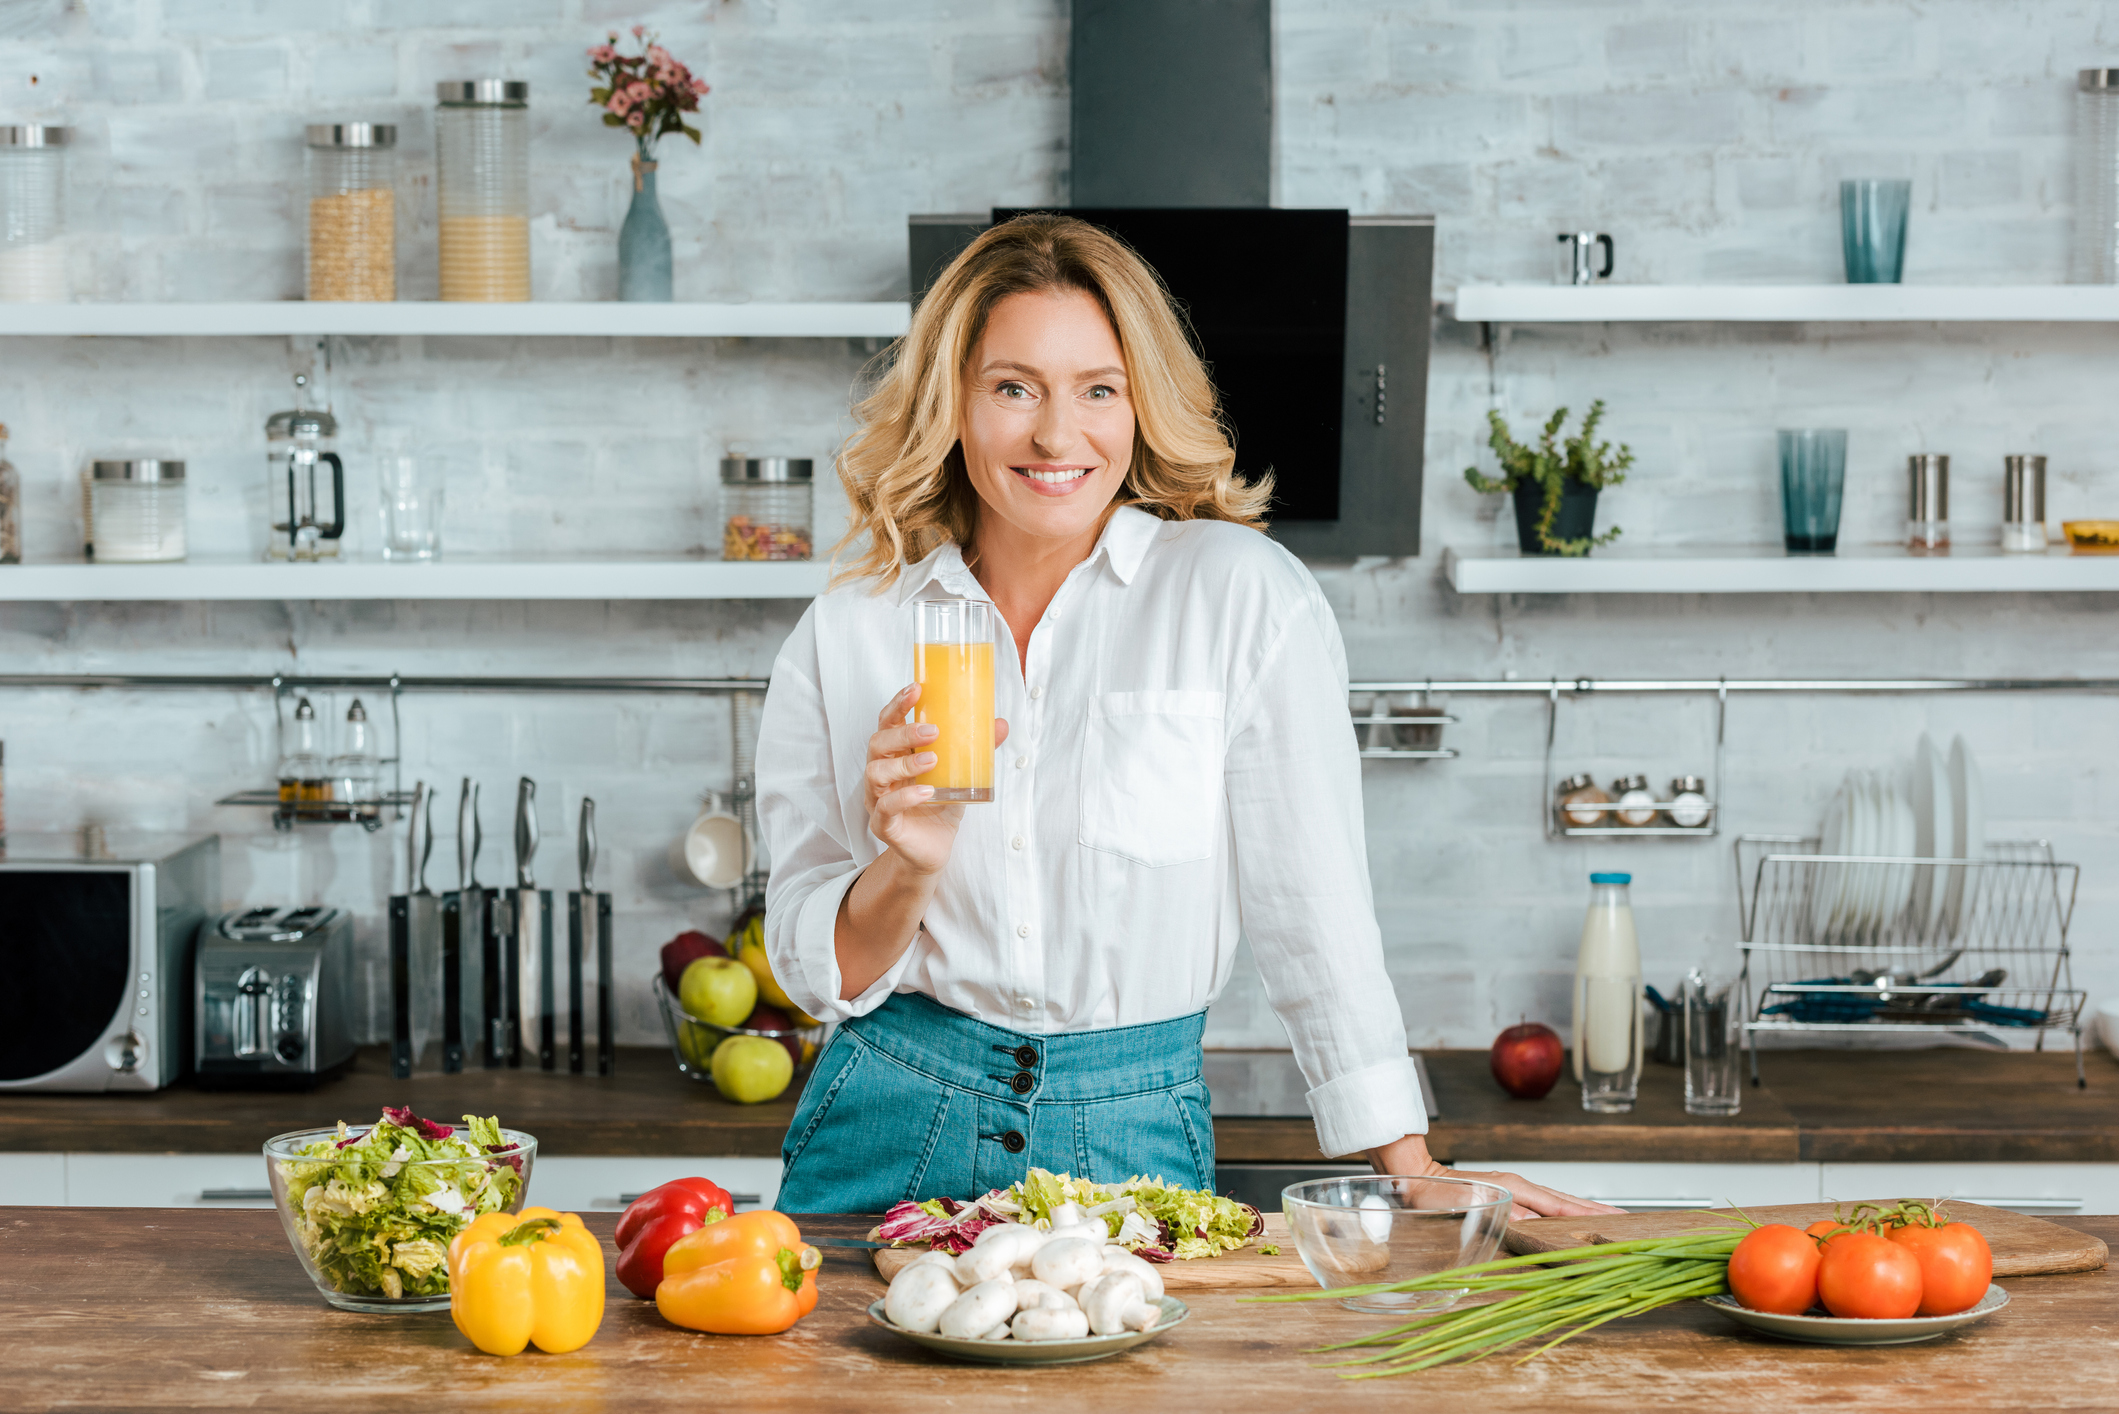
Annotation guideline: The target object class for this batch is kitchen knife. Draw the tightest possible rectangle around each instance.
[596,861,615,1077]
[565,798,598,1074]
[441,777,469,1074]
[514,776,555,1071]
[809,1237,890,1251]
[389,781,426,1080]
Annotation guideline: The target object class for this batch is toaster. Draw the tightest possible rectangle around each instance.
[195,905,356,1087]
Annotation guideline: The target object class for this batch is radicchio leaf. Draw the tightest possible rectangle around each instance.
[380,1105,456,1141]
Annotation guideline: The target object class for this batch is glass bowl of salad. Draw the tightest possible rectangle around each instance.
[264,1108,534,1313]
[1282,1174,1512,1313]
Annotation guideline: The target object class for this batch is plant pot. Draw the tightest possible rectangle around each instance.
[619,157,673,302]
[1511,478,1601,556]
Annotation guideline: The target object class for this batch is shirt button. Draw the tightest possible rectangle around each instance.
[1029,685,1044,700]
[1011,835,1024,850]
[1048,608,1060,621]
[1016,923,1030,938]
[1017,996,1035,1011]
[1015,756,1028,769]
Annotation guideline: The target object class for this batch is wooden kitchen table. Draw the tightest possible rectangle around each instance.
[5,1209,2114,1412]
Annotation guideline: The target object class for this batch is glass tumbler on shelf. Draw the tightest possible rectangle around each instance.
[435,80,529,302]
[88,459,186,563]
[1778,429,1847,555]
[912,598,996,803]
[305,123,396,302]
[720,457,813,561]
[0,124,70,302]
[378,455,443,561]
[2073,69,2119,283]
[1840,178,1911,284]
[1682,969,1742,1117]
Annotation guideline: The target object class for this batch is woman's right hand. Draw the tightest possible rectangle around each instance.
[863,684,1008,876]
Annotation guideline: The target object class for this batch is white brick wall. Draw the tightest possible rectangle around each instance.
[0,1,2112,1056]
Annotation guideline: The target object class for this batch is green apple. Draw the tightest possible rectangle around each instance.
[676,1021,716,1069]
[711,1034,794,1104]
[679,955,758,1027]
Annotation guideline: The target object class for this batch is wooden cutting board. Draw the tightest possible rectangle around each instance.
[1503,1201,2109,1277]
[870,1212,1316,1289]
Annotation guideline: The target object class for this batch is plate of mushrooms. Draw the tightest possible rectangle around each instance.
[868,1218,1191,1364]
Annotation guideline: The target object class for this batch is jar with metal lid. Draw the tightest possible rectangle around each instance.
[436,80,530,302]
[1610,774,1658,827]
[0,124,69,302]
[0,423,17,564]
[88,459,186,563]
[305,123,396,302]
[1907,454,1949,554]
[721,457,814,561]
[2074,69,2119,283]
[1666,776,1712,829]
[2002,454,2047,554]
[1555,772,1612,830]
[265,379,344,561]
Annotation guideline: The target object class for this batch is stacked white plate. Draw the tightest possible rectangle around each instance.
[1813,735,1985,946]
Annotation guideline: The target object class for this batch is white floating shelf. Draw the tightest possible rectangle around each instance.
[0,301,911,339]
[0,556,832,601]
[1444,544,2119,594]
[1450,285,2119,323]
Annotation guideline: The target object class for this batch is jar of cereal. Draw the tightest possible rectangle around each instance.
[721,457,813,561]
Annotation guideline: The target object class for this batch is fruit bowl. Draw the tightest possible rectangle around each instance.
[652,973,824,1101]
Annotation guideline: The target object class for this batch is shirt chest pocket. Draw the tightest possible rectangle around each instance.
[1078,690,1226,868]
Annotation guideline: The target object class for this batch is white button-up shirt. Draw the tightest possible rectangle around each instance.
[756,506,1425,1158]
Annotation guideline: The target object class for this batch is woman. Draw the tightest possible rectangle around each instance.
[758,213,1614,1221]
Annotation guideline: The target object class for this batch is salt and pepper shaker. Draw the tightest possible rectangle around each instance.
[2002,454,2047,554]
[1907,454,1949,554]
[1610,774,1658,827]
[1666,776,1712,829]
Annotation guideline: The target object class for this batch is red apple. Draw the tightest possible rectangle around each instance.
[660,929,724,991]
[1490,1022,1564,1099]
[742,1004,805,1067]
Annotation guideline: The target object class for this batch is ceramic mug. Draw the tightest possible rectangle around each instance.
[672,792,750,890]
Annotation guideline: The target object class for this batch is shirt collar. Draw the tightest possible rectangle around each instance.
[891,504,1162,605]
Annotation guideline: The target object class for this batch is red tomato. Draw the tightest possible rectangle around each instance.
[1728,1224,1822,1315]
[1889,1221,1993,1316]
[1817,1232,1924,1319]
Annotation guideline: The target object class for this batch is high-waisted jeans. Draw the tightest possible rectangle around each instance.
[774,991,1213,1214]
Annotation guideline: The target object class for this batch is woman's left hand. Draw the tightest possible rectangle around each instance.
[1366,1135,1627,1221]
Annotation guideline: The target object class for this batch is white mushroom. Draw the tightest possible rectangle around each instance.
[906,1249,960,1281]
[1098,1245,1167,1300]
[1048,1200,1087,1229]
[959,1224,1045,1285]
[1078,1271,1161,1336]
[1011,1278,1070,1313]
[883,1262,961,1334]
[1011,1305,1091,1341]
[979,1320,1013,1340]
[1045,1218,1109,1244]
[1030,1236,1104,1292]
[1358,1193,1393,1244]
[937,1276,1018,1339]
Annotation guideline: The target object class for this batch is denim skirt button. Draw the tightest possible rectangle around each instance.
[1001,1130,1027,1153]
[1013,1045,1038,1067]
[1010,1071,1035,1095]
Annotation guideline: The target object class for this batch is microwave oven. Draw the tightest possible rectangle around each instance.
[0,832,220,1091]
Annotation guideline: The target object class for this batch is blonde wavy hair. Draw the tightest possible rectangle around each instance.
[831,212,1272,587]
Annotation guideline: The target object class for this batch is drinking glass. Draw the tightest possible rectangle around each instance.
[1683,969,1742,1117]
[912,598,995,803]
[379,454,443,561]
[1841,179,1911,284]
[1778,429,1847,555]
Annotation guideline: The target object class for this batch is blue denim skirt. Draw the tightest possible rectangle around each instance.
[775,992,1214,1214]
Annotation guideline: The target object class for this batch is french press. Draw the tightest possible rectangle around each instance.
[264,374,345,560]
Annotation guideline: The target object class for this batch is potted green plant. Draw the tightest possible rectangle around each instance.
[1463,401,1633,557]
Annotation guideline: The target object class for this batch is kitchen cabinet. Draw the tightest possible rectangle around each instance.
[1817,1163,2119,1217]
[1451,283,2119,322]
[1453,1159,2119,1215]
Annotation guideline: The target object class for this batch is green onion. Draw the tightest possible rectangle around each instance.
[1246,1229,1746,1377]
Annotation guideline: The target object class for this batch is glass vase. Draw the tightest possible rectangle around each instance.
[619,155,672,302]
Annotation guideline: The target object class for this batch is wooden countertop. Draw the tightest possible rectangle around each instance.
[3,1045,2111,1165]
[5,1207,2115,1412]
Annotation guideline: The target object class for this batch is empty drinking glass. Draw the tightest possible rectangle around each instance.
[1841,179,1911,284]
[1683,969,1742,1117]
[1778,429,1847,555]
[379,455,443,560]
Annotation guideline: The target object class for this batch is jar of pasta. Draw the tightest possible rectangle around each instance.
[435,80,530,301]
[721,458,813,561]
[305,123,396,301]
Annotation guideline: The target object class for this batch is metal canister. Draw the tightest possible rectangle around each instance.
[1908,454,1949,553]
[2002,454,2047,553]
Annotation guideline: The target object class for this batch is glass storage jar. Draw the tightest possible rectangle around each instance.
[1555,773,1612,830]
[89,459,186,563]
[0,124,69,302]
[2074,69,2119,283]
[305,123,396,301]
[0,423,17,564]
[721,457,814,561]
[1610,774,1659,827]
[436,80,530,302]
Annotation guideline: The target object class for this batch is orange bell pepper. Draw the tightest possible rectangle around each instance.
[447,1207,607,1356]
[655,1209,820,1335]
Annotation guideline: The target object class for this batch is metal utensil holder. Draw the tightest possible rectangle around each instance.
[1348,687,1457,759]
[1734,834,2086,1085]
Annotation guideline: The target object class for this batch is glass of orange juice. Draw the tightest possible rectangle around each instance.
[913,598,995,803]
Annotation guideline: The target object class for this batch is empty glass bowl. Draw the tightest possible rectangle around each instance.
[1282,1174,1512,1313]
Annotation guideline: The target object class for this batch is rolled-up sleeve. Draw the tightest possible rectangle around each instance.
[756,608,920,1023]
[1223,585,1425,1158]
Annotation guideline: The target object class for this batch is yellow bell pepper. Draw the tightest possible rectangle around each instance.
[447,1207,606,1356]
[655,1209,820,1335]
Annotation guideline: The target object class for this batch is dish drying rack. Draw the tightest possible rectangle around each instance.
[1733,834,2087,1086]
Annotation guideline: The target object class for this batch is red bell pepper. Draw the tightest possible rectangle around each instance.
[614,1177,735,1299]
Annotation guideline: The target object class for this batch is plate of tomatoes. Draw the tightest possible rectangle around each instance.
[1706,1201,2004,1346]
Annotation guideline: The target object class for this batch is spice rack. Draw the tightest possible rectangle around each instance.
[1349,690,1458,759]
[1733,834,2087,1085]
[1541,681,1726,840]
[213,677,404,832]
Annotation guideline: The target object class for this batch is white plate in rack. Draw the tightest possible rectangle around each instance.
[1811,779,1852,945]
[1910,734,1953,940]
[1944,735,1986,939]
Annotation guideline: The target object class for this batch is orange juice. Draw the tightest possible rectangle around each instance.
[913,640,995,801]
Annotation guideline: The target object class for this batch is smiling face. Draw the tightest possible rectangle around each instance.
[957,286,1136,556]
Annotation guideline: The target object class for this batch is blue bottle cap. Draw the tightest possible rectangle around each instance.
[1590,872,1632,885]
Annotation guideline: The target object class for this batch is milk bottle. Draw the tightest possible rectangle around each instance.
[1572,871,1643,1113]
